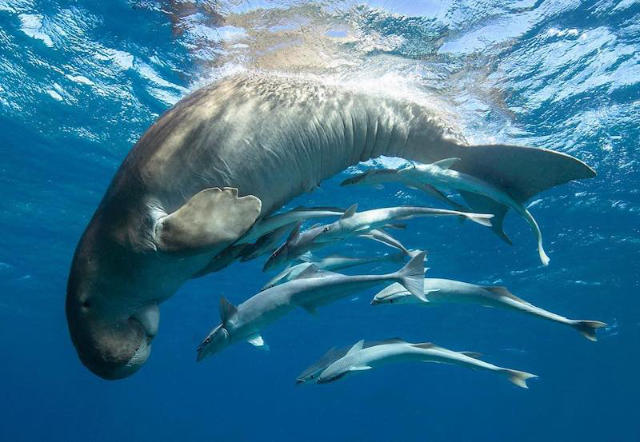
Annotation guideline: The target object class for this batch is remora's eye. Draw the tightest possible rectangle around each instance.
[323,227,329,232]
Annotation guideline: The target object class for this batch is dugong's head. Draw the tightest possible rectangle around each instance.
[65,222,160,380]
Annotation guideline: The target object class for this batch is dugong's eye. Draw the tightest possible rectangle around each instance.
[81,300,91,310]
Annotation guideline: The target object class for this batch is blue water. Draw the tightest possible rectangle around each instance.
[1,0,639,441]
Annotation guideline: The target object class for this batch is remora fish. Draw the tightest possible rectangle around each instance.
[261,251,408,290]
[65,73,595,379]
[316,338,537,388]
[296,340,387,384]
[372,280,607,341]
[264,204,492,270]
[239,222,298,262]
[237,206,344,245]
[341,168,469,212]
[197,253,426,360]
[343,158,552,265]
[358,228,415,256]
[192,223,300,274]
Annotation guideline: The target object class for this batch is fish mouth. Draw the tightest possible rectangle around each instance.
[196,325,229,362]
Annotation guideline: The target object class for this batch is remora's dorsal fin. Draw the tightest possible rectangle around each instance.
[292,206,345,213]
[346,339,365,356]
[293,264,322,280]
[372,283,407,301]
[432,158,461,169]
[375,338,406,345]
[286,222,302,243]
[412,342,435,349]
[220,297,237,324]
[484,286,530,305]
[341,204,358,219]
[459,191,512,245]
[460,351,483,359]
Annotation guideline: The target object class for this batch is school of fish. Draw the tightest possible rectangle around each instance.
[196,157,606,389]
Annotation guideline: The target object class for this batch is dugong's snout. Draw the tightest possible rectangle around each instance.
[66,271,160,380]
[67,304,156,380]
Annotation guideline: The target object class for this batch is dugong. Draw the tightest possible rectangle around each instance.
[65,74,595,379]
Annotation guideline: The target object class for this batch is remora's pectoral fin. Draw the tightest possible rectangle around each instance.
[247,334,269,350]
[349,365,372,371]
[300,304,317,315]
[416,183,470,212]
[156,187,262,252]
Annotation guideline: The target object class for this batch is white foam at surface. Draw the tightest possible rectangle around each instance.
[18,13,53,47]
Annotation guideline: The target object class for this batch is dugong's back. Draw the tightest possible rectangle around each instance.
[112,75,404,218]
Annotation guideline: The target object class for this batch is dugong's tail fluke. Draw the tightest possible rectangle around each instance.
[426,143,595,258]
[571,320,607,342]
[447,144,597,201]
[503,369,538,389]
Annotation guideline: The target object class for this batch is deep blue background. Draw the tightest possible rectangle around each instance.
[1,1,638,441]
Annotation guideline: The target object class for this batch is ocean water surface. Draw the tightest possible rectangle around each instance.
[0,0,639,441]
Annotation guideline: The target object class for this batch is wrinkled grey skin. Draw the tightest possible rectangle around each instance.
[66,74,595,379]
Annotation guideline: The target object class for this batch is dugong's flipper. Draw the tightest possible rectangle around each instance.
[155,187,262,252]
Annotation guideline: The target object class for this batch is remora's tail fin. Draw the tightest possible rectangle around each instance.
[395,251,425,300]
[461,212,493,227]
[503,369,538,389]
[571,320,607,341]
